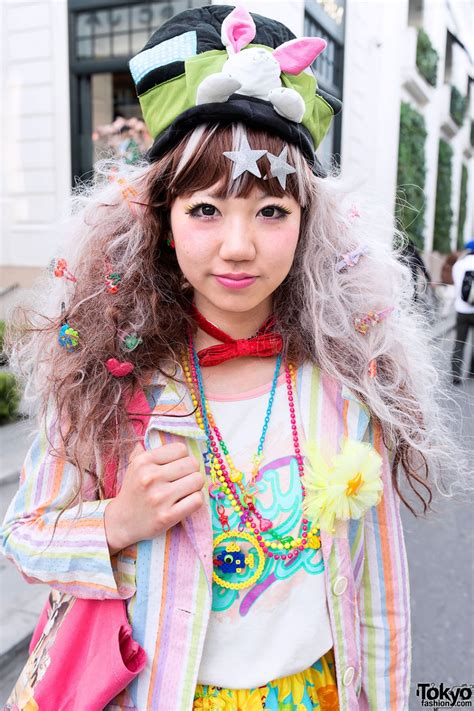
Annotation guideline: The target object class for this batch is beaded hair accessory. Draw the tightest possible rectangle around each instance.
[58,303,80,352]
[355,307,394,335]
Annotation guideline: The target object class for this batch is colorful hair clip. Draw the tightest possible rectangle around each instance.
[118,330,143,352]
[109,176,141,217]
[355,307,394,335]
[59,323,80,351]
[49,258,77,283]
[368,359,377,378]
[349,205,361,219]
[105,357,134,377]
[165,235,175,249]
[105,272,122,294]
[117,177,139,203]
[103,258,122,293]
[336,245,369,273]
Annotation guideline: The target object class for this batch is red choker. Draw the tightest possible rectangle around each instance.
[191,304,283,367]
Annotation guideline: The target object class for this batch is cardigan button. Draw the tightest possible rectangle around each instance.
[343,666,355,686]
[333,576,348,596]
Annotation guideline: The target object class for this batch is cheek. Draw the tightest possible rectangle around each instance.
[263,222,300,273]
[170,216,216,277]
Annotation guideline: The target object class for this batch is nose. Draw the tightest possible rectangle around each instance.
[218,216,256,262]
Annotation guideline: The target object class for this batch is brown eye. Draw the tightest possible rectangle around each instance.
[186,203,219,217]
[259,205,291,219]
[200,204,216,216]
[261,206,277,218]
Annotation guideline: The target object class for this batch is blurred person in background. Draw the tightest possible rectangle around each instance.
[441,251,460,286]
[451,239,474,385]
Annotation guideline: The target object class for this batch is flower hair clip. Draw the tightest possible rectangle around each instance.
[302,440,383,533]
[355,307,394,335]
[49,258,77,283]
[336,245,369,273]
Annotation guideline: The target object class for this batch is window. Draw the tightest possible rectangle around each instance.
[303,7,345,170]
[73,2,195,60]
[69,0,202,181]
[408,0,424,28]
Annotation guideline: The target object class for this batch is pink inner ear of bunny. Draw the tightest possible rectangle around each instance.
[221,5,256,54]
[273,38,327,74]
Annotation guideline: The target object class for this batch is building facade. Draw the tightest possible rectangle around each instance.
[1,0,472,295]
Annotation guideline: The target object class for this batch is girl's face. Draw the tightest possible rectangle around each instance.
[169,184,301,322]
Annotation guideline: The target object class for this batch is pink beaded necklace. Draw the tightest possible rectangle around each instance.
[184,337,320,589]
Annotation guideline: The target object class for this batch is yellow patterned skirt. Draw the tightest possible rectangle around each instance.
[193,648,338,710]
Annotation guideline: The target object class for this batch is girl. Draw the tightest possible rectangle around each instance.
[1,5,459,710]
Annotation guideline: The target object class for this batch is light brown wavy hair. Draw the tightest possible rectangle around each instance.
[7,123,464,515]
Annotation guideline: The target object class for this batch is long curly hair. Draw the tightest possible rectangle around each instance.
[7,123,464,514]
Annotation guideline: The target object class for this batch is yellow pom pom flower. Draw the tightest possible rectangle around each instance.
[302,440,383,533]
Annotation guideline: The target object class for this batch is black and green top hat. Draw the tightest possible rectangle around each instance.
[129,4,342,175]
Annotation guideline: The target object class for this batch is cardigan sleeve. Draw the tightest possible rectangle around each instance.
[355,419,411,709]
[0,408,136,600]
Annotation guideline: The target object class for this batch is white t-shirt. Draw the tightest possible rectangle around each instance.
[453,253,474,314]
[197,373,333,689]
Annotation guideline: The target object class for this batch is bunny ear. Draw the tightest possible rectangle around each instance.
[273,37,327,75]
[221,5,256,55]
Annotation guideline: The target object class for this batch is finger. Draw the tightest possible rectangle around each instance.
[144,442,189,465]
[128,441,145,462]
[169,471,205,502]
[168,490,206,526]
[163,455,201,482]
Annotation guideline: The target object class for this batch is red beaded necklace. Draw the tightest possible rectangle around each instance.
[183,336,320,589]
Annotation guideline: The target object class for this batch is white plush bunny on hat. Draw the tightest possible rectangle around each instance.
[196,5,327,123]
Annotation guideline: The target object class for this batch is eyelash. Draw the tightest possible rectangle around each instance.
[183,202,292,220]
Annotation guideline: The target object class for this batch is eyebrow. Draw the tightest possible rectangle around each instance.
[216,189,275,199]
[190,187,280,200]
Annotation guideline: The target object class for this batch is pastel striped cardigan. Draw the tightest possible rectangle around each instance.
[1,362,411,710]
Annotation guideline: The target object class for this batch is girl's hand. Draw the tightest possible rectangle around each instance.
[104,442,206,554]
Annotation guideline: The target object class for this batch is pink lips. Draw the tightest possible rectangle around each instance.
[214,273,257,290]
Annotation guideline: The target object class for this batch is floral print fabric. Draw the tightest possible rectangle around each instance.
[193,649,338,710]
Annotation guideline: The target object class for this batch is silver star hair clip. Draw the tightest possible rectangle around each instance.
[264,146,296,190]
[223,139,296,189]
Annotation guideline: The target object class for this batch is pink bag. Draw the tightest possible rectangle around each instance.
[4,389,152,711]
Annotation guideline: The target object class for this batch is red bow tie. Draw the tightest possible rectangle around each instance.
[191,305,283,367]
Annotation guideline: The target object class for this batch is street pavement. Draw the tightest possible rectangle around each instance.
[404,332,474,707]
[0,332,472,706]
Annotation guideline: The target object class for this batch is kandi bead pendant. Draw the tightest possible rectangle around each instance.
[212,531,265,590]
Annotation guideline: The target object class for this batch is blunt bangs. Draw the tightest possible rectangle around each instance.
[162,123,308,206]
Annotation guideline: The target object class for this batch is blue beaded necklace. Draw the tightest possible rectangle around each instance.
[192,343,282,482]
